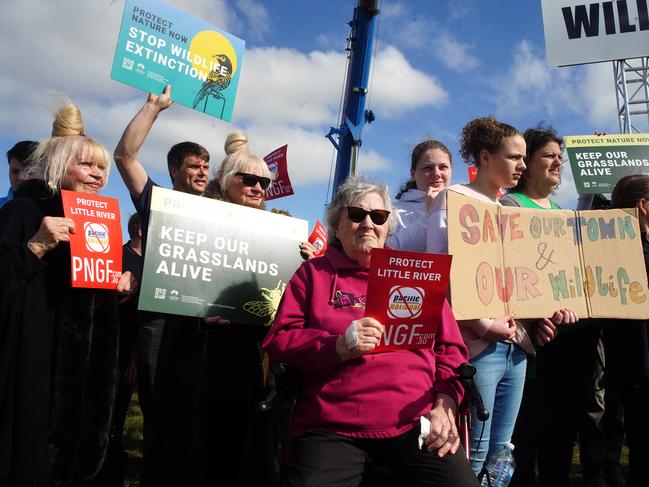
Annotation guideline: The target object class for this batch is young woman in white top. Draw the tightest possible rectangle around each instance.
[389,140,452,251]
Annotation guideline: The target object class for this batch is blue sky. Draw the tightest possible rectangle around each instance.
[0,0,641,238]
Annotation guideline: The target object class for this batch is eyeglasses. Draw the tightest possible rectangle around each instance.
[346,206,390,225]
[235,172,272,190]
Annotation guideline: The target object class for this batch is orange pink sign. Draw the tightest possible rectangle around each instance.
[61,190,123,289]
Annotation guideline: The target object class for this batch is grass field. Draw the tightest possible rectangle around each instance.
[121,395,628,487]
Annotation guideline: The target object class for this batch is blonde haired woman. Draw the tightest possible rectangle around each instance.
[0,102,133,486]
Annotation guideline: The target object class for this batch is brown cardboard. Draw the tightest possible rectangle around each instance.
[447,190,648,320]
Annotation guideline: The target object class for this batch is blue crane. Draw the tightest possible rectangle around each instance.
[326,0,380,198]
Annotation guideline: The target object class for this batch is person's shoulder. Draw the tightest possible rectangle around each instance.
[500,192,523,207]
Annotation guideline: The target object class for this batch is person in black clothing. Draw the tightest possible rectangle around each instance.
[607,175,649,487]
[0,102,135,486]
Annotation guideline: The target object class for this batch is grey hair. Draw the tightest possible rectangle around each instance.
[325,175,397,242]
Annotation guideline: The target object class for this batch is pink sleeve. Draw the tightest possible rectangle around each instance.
[262,266,342,375]
[432,299,469,407]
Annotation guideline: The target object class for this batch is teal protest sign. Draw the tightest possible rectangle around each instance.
[565,134,649,194]
[111,0,245,121]
[138,187,308,325]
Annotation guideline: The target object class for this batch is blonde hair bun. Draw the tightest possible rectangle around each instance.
[52,103,84,137]
[224,131,249,155]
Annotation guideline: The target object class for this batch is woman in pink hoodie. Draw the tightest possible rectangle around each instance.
[264,175,478,487]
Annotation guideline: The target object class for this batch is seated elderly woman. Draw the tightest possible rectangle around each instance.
[263,176,478,487]
[0,102,134,486]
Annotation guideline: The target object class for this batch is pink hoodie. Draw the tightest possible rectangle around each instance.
[263,246,468,439]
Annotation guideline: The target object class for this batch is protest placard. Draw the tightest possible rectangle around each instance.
[565,134,649,194]
[264,145,294,201]
[138,187,308,325]
[111,0,245,121]
[61,190,122,289]
[447,190,649,320]
[308,220,327,258]
[365,248,452,352]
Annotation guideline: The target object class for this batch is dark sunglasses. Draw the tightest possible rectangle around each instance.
[346,206,390,225]
[235,172,272,190]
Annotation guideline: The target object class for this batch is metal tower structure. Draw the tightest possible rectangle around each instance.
[326,0,379,198]
[614,57,649,134]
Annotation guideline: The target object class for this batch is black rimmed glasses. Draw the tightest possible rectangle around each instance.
[235,172,272,190]
[346,206,390,225]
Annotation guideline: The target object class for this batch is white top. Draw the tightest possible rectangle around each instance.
[388,188,429,252]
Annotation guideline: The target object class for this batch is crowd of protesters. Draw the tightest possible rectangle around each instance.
[1,87,647,487]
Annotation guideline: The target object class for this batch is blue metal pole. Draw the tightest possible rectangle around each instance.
[327,0,379,198]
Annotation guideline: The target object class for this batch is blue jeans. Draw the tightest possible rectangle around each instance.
[469,341,527,475]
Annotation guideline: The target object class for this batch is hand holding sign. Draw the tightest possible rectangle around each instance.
[27,216,76,259]
[336,317,384,362]
[148,84,173,112]
[483,313,516,342]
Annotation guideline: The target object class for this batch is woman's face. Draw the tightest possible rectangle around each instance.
[225,164,268,208]
[526,141,562,189]
[412,148,452,192]
[481,134,527,189]
[61,156,106,194]
[336,192,389,261]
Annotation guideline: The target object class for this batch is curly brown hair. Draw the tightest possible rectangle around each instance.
[459,117,520,166]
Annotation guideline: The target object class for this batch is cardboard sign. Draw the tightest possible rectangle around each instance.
[365,248,452,352]
[264,145,294,201]
[565,134,649,194]
[308,220,327,258]
[447,190,649,320]
[138,187,308,325]
[111,0,245,121]
[61,190,122,289]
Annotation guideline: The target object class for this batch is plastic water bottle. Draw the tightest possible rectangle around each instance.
[479,442,515,487]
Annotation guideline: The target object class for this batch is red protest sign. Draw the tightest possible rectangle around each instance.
[264,145,294,201]
[61,190,123,289]
[365,248,452,352]
[308,220,327,258]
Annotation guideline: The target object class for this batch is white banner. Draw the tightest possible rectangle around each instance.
[542,0,649,66]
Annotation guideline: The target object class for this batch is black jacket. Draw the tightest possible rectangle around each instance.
[0,180,120,486]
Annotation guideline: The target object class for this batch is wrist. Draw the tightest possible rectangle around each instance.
[27,240,47,259]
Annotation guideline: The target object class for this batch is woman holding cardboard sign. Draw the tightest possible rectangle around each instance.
[422,117,578,481]
[501,124,584,487]
[264,176,478,487]
[0,102,134,486]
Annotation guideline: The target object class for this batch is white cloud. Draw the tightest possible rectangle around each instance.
[379,4,479,73]
[370,46,448,117]
[235,0,271,39]
[432,34,480,73]
[489,40,617,131]
[236,44,447,126]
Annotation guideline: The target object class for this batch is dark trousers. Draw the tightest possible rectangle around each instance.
[620,383,649,487]
[510,324,607,487]
[289,429,479,487]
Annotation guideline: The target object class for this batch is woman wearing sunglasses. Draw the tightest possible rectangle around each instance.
[263,176,478,487]
[203,131,273,208]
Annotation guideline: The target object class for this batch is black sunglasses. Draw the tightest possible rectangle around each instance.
[235,172,272,190]
[346,206,390,225]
